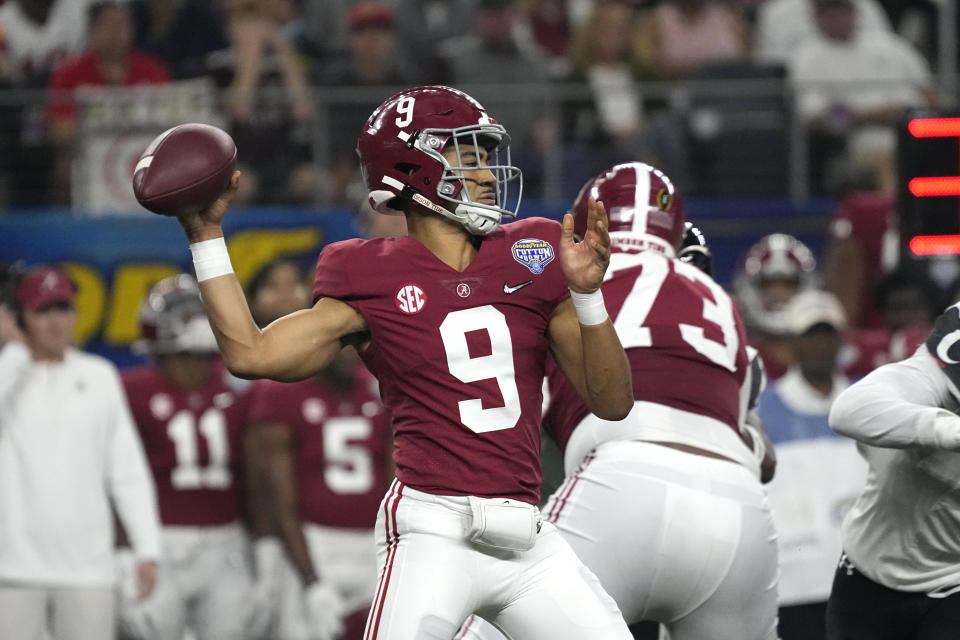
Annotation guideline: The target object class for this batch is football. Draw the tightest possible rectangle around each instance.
[132,123,237,216]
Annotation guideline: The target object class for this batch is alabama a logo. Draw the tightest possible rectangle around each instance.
[511,238,555,275]
[395,283,427,314]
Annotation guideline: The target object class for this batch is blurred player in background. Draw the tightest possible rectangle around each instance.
[119,274,262,640]
[0,265,160,640]
[170,84,634,639]
[248,345,393,640]
[244,255,394,640]
[536,162,777,639]
[826,302,960,639]
[733,233,819,380]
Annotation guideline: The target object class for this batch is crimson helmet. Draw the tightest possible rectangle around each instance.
[134,274,218,356]
[572,162,684,256]
[356,85,522,236]
[733,233,819,334]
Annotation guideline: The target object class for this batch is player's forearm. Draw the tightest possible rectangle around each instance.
[196,274,271,378]
[829,353,954,449]
[579,321,633,420]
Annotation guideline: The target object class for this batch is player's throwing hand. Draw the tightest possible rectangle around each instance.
[177,171,242,242]
[560,197,610,294]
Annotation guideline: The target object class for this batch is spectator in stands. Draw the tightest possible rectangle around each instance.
[391,0,477,83]
[754,0,891,65]
[756,290,868,640]
[0,0,93,206]
[0,265,161,640]
[130,0,229,80]
[562,0,688,192]
[788,0,936,195]
[318,1,416,205]
[207,0,319,205]
[45,0,171,204]
[521,0,573,77]
[437,0,555,198]
[633,0,751,80]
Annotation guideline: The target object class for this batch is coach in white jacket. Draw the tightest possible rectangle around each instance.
[0,266,161,640]
[826,302,960,639]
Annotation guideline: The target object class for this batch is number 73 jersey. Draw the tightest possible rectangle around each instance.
[545,251,750,453]
[313,218,570,505]
[122,363,251,526]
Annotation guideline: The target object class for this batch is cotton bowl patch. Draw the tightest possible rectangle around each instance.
[511,238,554,274]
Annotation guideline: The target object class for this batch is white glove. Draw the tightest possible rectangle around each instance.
[304,581,346,640]
[249,538,284,639]
[114,550,156,640]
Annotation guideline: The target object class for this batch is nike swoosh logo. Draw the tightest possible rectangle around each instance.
[503,280,533,294]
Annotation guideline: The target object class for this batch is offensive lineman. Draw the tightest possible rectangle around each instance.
[119,275,261,640]
[463,162,778,640]
[167,85,634,639]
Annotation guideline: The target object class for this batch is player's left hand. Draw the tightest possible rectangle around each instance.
[304,581,346,640]
[560,197,610,294]
[136,560,157,599]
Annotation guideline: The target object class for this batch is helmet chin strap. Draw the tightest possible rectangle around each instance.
[454,202,501,236]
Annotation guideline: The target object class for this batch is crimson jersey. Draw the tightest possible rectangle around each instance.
[828,191,898,329]
[247,364,392,528]
[122,364,250,526]
[545,251,749,453]
[313,218,569,504]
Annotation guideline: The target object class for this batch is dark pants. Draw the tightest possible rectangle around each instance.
[826,555,960,640]
[779,601,827,640]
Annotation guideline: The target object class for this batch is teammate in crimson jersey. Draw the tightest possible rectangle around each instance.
[169,85,634,639]
[119,274,260,640]
[248,350,393,640]
[544,162,778,639]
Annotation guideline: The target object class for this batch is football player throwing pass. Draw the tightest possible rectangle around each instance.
[171,85,635,639]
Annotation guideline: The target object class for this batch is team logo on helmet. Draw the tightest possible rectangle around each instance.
[511,238,554,274]
[657,188,674,211]
[395,283,427,314]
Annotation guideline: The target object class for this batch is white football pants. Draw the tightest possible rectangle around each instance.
[0,584,114,640]
[363,479,632,640]
[118,523,256,640]
[276,523,377,639]
[458,441,779,640]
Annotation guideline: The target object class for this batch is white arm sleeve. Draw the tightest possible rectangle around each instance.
[105,366,162,559]
[0,342,31,408]
[829,346,960,450]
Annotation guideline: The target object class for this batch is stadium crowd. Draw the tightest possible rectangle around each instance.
[1,1,960,640]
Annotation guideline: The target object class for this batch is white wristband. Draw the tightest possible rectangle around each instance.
[570,289,608,326]
[190,237,233,282]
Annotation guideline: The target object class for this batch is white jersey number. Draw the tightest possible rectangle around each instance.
[440,305,522,433]
[167,409,232,489]
[610,252,739,371]
[395,96,415,128]
[322,417,375,494]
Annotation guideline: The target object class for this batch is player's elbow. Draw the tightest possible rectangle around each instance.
[591,388,634,421]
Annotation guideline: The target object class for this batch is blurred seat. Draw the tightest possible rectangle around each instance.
[683,61,790,197]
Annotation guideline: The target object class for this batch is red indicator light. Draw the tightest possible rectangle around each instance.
[908,118,960,138]
[909,235,960,255]
[909,177,960,197]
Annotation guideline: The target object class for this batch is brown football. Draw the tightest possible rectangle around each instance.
[132,123,237,216]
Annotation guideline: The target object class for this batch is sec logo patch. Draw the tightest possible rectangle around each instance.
[396,283,427,314]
